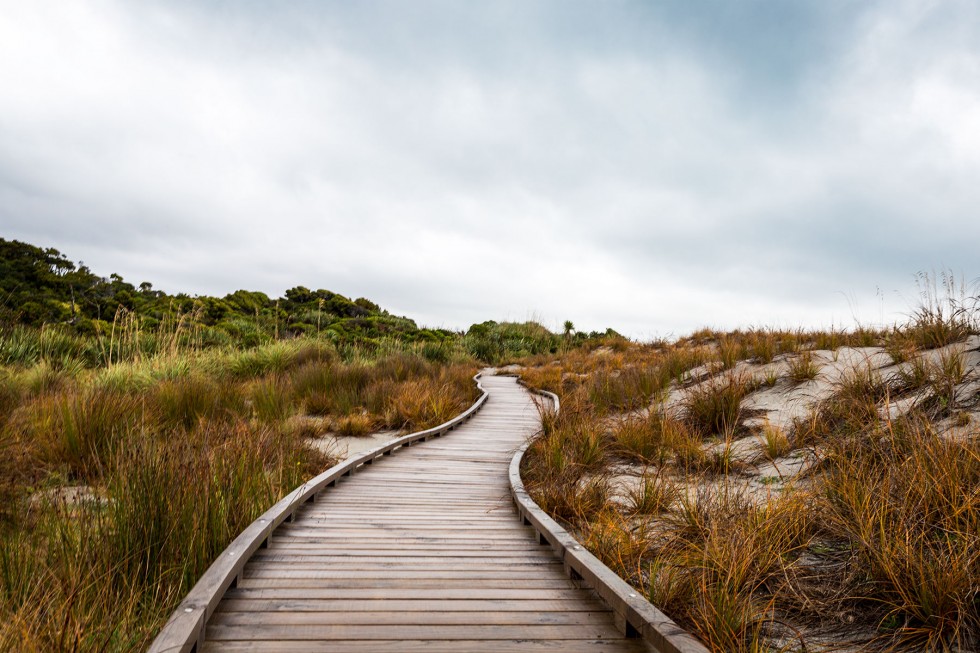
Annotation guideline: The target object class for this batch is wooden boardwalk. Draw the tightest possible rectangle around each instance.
[199,375,651,652]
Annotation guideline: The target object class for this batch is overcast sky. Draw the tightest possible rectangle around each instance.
[2,1,978,338]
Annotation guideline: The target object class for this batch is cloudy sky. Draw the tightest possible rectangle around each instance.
[2,1,978,338]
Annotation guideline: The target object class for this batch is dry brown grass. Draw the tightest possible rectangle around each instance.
[518,319,980,652]
[683,371,757,439]
[787,350,819,383]
[0,340,479,651]
[333,412,376,436]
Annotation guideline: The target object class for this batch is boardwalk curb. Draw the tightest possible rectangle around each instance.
[148,374,489,653]
[509,384,710,653]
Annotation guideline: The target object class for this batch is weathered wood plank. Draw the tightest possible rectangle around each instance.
[202,638,652,652]
[210,610,613,626]
[164,375,656,653]
[218,587,601,600]
[217,598,609,613]
[235,578,579,590]
[205,623,626,641]
[240,568,575,580]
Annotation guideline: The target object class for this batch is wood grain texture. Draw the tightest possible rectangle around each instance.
[194,375,653,653]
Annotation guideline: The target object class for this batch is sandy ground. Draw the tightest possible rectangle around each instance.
[307,429,403,461]
[590,336,980,504]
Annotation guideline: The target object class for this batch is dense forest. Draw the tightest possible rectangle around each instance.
[0,237,450,346]
[0,237,625,366]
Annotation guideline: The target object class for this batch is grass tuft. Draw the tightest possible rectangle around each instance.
[625,469,678,515]
[683,371,755,438]
[787,350,819,383]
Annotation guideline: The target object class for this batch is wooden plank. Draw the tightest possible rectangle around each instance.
[210,610,613,626]
[257,532,540,542]
[271,523,529,531]
[236,578,579,590]
[243,560,560,570]
[205,623,627,641]
[260,540,540,550]
[258,547,553,558]
[221,588,590,600]
[239,561,564,571]
[202,639,652,652]
[218,598,609,613]
[274,523,531,533]
[241,569,574,580]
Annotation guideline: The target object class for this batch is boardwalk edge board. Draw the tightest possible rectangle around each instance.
[148,375,490,653]
[510,383,710,653]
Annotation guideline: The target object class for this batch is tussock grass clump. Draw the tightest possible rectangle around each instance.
[388,366,478,429]
[787,350,819,382]
[588,365,668,411]
[901,271,977,350]
[684,496,813,652]
[683,372,755,438]
[759,421,791,460]
[820,421,980,650]
[227,341,297,378]
[717,335,745,370]
[612,411,680,464]
[250,375,295,423]
[0,373,21,426]
[796,362,891,447]
[581,508,649,578]
[288,354,477,430]
[917,349,969,419]
[292,361,337,415]
[895,352,931,390]
[640,488,813,652]
[106,422,299,591]
[390,380,456,429]
[625,471,679,515]
[516,363,563,395]
[523,398,611,524]
[7,386,145,480]
[153,374,247,430]
[0,416,332,651]
[333,412,375,436]
[695,439,747,476]
[660,345,711,383]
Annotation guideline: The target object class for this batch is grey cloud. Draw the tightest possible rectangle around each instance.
[2,0,979,337]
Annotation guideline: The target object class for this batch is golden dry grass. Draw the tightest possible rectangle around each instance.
[0,338,479,651]
[518,319,980,652]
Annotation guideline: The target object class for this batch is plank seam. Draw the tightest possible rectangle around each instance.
[147,374,490,653]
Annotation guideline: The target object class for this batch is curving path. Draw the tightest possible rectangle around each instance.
[192,375,651,652]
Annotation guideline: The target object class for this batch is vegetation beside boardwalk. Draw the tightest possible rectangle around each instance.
[0,237,459,349]
[0,238,563,650]
[519,278,980,652]
[0,332,488,650]
[0,237,610,368]
[5,238,977,652]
